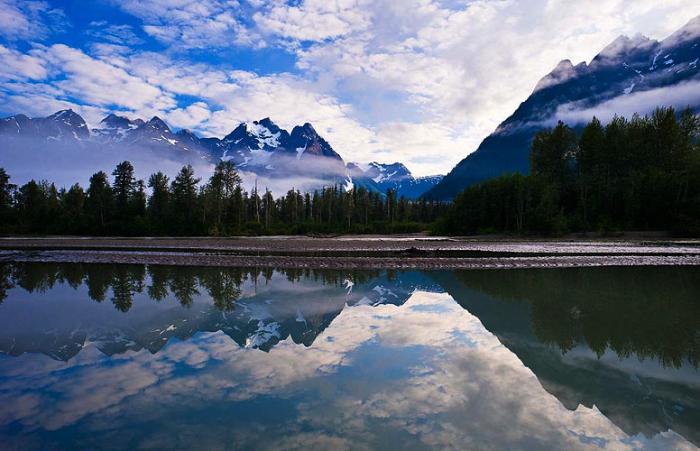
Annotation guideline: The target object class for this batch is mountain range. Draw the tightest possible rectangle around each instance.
[426,15,700,200]
[0,110,442,199]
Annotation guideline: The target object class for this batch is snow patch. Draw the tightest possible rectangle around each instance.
[245,321,281,348]
[246,122,281,149]
[650,50,663,70]
[296,143,307,160]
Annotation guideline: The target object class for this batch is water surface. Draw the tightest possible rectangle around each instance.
[0,263,698,450]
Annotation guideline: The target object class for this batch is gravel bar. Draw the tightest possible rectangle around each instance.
[2,235,700,269]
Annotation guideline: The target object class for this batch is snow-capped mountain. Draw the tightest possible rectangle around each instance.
[348,162,443,199]
[0,109,441,197]
[427,15,700,200]
[0,110,350,190]
[199,118,346,179]
[0,109,89,142]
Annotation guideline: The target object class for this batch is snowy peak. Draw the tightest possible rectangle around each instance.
[0,109,428,196]
[45,109,90,140]
[0,114,34,135]
[348,161,443,199]
[99,113,133,129]
[245,118,285,149]
[534,59,587,93]
[145,116,170,132]
[589,33,659,71]
[662,15,700,48]
[366,162,412,184]
[93,113,142,141]
[222,118,287,151]
[0,109,88,141]
[289,123,341,160]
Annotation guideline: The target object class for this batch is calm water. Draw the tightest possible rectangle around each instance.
[0,263,698,450]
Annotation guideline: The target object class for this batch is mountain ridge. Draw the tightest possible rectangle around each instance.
[0,109,442,198]
[426,15,700,200]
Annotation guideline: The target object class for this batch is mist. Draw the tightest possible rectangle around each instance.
[554,79,700,125]
[0,137,350,196]
[0,137,214,189]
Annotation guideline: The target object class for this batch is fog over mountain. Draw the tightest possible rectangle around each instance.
[0,110,442,198]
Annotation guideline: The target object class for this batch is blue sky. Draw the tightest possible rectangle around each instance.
[1,0,700,175]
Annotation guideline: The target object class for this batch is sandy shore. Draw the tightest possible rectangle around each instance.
[2,235,700,269]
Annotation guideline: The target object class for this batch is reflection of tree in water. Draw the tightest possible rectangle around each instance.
[0,263,14,305]
[85,264,115,302]
[2,262,382,313]
[454,267,700,368]
[167,267,200,308]
[147,265,170,301]
[110,266,146,312]
[12,262,64,293]
[198,267,245,312]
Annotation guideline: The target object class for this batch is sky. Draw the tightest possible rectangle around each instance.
[1,1,700,176]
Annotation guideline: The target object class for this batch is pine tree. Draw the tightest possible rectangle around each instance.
[0,168,15,231]
[112,161,136,220]
[86,171,112,233]
[170,165,200,234]
[147,172,170,231]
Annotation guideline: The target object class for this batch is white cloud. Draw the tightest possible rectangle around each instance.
[38,44,174,112]
[86,22,145,46]
[166,101,213,130]
[253,0,372,42]
[0,45,175,124]
[0,45,47,81]
[115,0,262,48]
[0,0,68,41]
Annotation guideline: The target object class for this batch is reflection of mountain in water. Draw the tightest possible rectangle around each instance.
[431,267,700,446]
[0,263,439,359]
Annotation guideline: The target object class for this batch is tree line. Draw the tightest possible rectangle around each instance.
[0,262,386,312]
[437,107,700,235]
[0,161,447,236]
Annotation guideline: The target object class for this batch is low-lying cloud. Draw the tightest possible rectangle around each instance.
[555,79,700,125]
[0,137,213,190]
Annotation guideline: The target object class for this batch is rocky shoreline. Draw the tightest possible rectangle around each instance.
[2,236,700,269]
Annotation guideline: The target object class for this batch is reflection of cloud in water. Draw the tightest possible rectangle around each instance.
[0,292,695,450]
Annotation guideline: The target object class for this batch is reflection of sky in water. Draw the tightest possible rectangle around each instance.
[1,283,697,451]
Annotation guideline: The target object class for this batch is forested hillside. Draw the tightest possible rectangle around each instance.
[437,108,700,235]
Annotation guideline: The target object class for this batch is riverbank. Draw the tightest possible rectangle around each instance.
[2,235,700,269]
